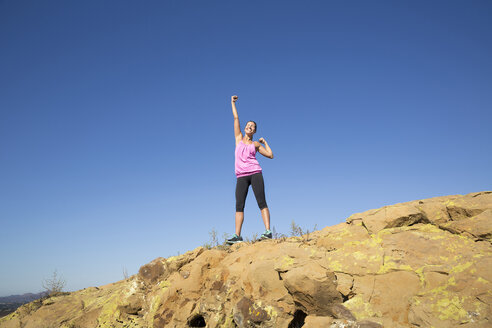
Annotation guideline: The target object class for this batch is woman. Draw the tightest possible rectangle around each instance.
[226,95,274,245]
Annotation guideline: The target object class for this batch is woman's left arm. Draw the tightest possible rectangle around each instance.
[255,138,274,159]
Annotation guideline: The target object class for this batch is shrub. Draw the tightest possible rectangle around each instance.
[42,270,66,296]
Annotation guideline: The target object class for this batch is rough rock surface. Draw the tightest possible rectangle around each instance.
[1,191,491,327]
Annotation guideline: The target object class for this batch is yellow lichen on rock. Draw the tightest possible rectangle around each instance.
[147,295,161,328]
[343,295,382,320]
[477,277,490,284]
[275,255,295,271]
[158,280,171,290]
[97,293,123,326]
[434,296,468,322]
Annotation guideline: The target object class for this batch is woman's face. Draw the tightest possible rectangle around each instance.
[245,121,256,135]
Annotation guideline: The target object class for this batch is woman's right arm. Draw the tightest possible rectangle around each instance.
[232,95,242,143]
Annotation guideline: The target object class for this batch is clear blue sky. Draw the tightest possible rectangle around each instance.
[1,0,491,296]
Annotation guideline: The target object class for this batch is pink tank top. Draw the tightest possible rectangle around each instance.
[235,141,262,178]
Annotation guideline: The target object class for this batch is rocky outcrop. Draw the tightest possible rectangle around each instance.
[1,191,491,327]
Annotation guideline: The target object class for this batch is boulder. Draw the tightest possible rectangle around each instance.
[281,262,342,316]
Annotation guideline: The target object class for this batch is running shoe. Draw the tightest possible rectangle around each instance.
[260,230,273,240]
[226,234,243,245]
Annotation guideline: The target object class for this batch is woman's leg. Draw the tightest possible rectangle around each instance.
[261,208,270,231]
[235,212,244,236]
[251,173,270,230]
[235,176,250,236]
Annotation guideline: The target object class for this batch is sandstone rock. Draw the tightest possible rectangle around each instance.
[357,320,384,328]
[317,221,371,251]
[335,272,354,299]
[138,257,167,285]
[1,191,491,328]
[329,319,383,328]
[331,304,356,321]
[441,209,492,240]
[281,262,342,316]
[233,297,271,327]
[347,204,430,234]
[138,247,205,287]
[303,315,334,327]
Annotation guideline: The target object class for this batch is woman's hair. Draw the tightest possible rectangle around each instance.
[246,120,257,132]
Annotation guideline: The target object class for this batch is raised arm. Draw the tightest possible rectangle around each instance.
[255,138,274,159]
[231,95,243,143]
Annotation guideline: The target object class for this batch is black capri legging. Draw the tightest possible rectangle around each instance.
[235,172,268,212]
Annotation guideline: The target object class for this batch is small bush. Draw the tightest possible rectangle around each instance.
[290,221,318,242]
[122,266,129,280]
[272,226,287,239]
[203,228,221,249]
[42,270,66,296]
[290,220,305,237]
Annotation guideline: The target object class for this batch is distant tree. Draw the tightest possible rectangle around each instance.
[42,270,66,296]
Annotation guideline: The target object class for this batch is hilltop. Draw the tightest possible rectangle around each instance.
[0,293,45,318]
[1,191,491,327]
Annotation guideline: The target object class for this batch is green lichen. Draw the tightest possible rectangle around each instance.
[343,233,384,254]
[331,229,352,241]
[254,301,278,320]
[377,256,413,274]
[477,277,489,284]
[148,295,162,328]
[158,280,171,290]
[473,300,488,317]
[97,293,122,326]
[415,272,480,324]
[327,259,343,271]
[426,275,458,297]
[417,224,446,239]
[352,251,367,260]
[412,296,422,306]
[374,230,391,243]
[432,210,444,221]
[221,314,236,327]
[415,267,425,287]
[344,295,382,320]
[277,256,295,271]
[434,296,468,322]
[166,256,177,262]
[0,311,17,323]
[450,262,473,274]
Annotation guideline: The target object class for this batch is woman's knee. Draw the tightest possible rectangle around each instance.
[257,200,268,210]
